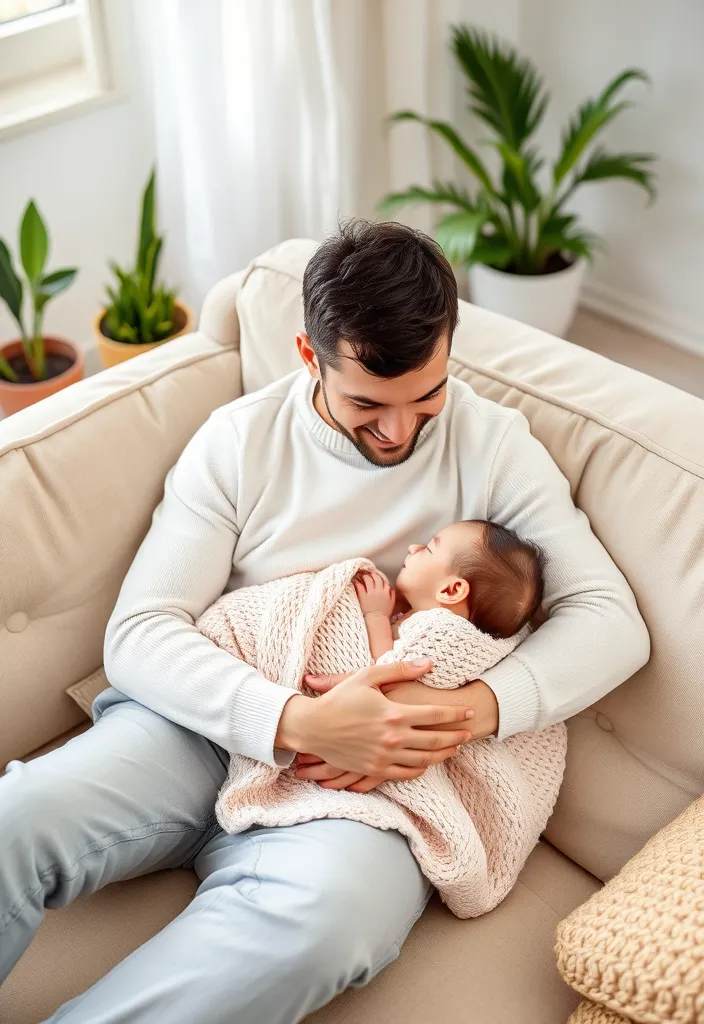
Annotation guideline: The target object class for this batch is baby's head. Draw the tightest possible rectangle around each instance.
[395,521,544,638]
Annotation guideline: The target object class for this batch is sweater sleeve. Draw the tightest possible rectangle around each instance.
[103,408,297,767]
[480,412,650,739]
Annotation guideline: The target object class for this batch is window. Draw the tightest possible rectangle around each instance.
[0,0,112,138]
[0,1,69,25]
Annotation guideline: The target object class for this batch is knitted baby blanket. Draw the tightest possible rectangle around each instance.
[197,558,566,918]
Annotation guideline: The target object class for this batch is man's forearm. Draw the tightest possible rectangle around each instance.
[383,679,498,739]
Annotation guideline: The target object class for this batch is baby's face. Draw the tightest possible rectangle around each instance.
[395,521,482,610]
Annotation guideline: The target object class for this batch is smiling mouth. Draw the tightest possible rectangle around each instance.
[365,427,406,449]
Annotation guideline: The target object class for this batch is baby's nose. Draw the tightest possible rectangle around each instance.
[408,544,423,555]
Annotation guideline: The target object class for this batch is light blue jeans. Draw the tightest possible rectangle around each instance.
[0,688,431,1023]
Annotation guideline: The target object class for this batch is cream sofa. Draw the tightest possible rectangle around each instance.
[1,239,703,1024]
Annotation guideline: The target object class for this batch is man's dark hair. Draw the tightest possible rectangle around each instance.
[302,218,458,378]
[453,521,545,639]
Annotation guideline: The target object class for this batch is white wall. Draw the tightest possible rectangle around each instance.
[2,0,701,359]
[0,0,154,359]
[519,0,704,353]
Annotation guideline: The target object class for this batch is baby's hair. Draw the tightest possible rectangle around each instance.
[452,521,545,638]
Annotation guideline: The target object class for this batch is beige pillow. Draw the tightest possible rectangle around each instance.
[556,797,704,1024]
[568,1003,627,1024]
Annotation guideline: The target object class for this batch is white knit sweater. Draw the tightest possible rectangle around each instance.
[197,558,567,918]
[104,370,649,767]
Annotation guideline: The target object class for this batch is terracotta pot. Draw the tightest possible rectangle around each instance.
[94,300,194,368]
[0,336,84,416]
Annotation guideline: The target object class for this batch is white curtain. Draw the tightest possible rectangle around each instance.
[134,0,499,310]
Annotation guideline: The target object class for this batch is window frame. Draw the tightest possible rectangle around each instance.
[0,0,116,140]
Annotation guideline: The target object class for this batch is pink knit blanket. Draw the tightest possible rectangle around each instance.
[197,558,566,918]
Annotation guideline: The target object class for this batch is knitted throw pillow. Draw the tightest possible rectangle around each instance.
[568,1002,629,1024]
[556,796,704,1024]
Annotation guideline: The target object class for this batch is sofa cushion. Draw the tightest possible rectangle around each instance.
[0,334,241,766]
[556,796,704,1023]
[232,239,704,883]
[0,840,599,1024]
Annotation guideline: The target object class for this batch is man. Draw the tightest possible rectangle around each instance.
[0,220,649,1022]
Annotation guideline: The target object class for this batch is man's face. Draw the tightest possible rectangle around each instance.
[306,337,450,467]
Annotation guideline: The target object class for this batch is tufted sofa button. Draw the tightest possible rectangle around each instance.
[596,712,614,732]
[5,611,29,633]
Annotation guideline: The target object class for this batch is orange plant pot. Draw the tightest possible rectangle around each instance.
[94,301,194,368]
[0,336,85,416]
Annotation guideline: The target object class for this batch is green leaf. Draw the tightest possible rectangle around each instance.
[553,68,649,185]
[470,232,514,269]
[558,230,604,263]
[377,182,477,217]
[600,68,650,106]
[0,237,24,329]
[451,25,548,150]
[434,210,488,264]
[137,169,156,277]
[39,267,77,297]
[494,142,542,212]
[0,353,18,383]
[535,213,577,251]
[388,111,495,193]
[20,200,49,282]
[571,148,657,202]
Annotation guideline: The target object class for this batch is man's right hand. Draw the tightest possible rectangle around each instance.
[274,660,473,778]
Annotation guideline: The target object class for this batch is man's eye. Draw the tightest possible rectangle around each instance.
[417,390,442,404]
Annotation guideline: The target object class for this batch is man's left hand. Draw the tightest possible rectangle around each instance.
[300,673,499,791]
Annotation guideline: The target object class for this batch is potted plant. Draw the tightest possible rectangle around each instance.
[378,25,657,337]
[95,169,193,368]
[0,201,81,416]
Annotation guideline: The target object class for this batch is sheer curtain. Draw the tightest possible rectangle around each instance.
[134,0,466,309]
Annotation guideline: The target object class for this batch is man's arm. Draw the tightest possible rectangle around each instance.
[105,410,473,771]
[479,411,649,737]
[305,410,650,751]
[104,409,298,767]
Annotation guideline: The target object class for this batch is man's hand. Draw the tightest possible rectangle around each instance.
[299,672,498,791]
[275,660,473,779]
[305,673,497,740]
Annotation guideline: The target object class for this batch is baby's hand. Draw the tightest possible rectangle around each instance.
[354,571,395,618]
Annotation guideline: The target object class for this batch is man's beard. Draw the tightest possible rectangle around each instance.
[318,379,430,467]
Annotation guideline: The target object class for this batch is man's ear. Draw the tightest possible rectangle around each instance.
[297,333,320,378]
[436,577,470,607]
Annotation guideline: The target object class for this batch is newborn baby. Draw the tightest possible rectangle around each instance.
[196,517,567,920]
[356,519,544,663]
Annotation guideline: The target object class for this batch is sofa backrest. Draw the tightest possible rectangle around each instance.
[228,240,704,881]
[0,333,241,764]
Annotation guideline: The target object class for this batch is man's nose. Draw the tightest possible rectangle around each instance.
[377,410,415,445]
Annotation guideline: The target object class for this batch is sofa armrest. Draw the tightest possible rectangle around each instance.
[0,330,242,766]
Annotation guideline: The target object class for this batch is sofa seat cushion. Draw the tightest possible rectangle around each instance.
[0,841,599,1024]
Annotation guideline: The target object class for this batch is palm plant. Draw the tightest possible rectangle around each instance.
[0,201,77,382]
[378,25,657,275]
[102,170,178,345]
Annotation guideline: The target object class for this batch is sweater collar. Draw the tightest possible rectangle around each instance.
[293,370,444,464]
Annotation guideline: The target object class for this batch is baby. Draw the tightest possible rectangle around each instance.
[197,517,566,920]
[355,519,544,662]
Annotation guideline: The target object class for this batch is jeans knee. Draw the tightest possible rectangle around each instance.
[0,759,77,850]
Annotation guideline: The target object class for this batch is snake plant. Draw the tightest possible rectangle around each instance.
[102,170,178,345]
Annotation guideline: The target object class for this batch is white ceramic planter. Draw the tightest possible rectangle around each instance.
[469,259,586,337]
